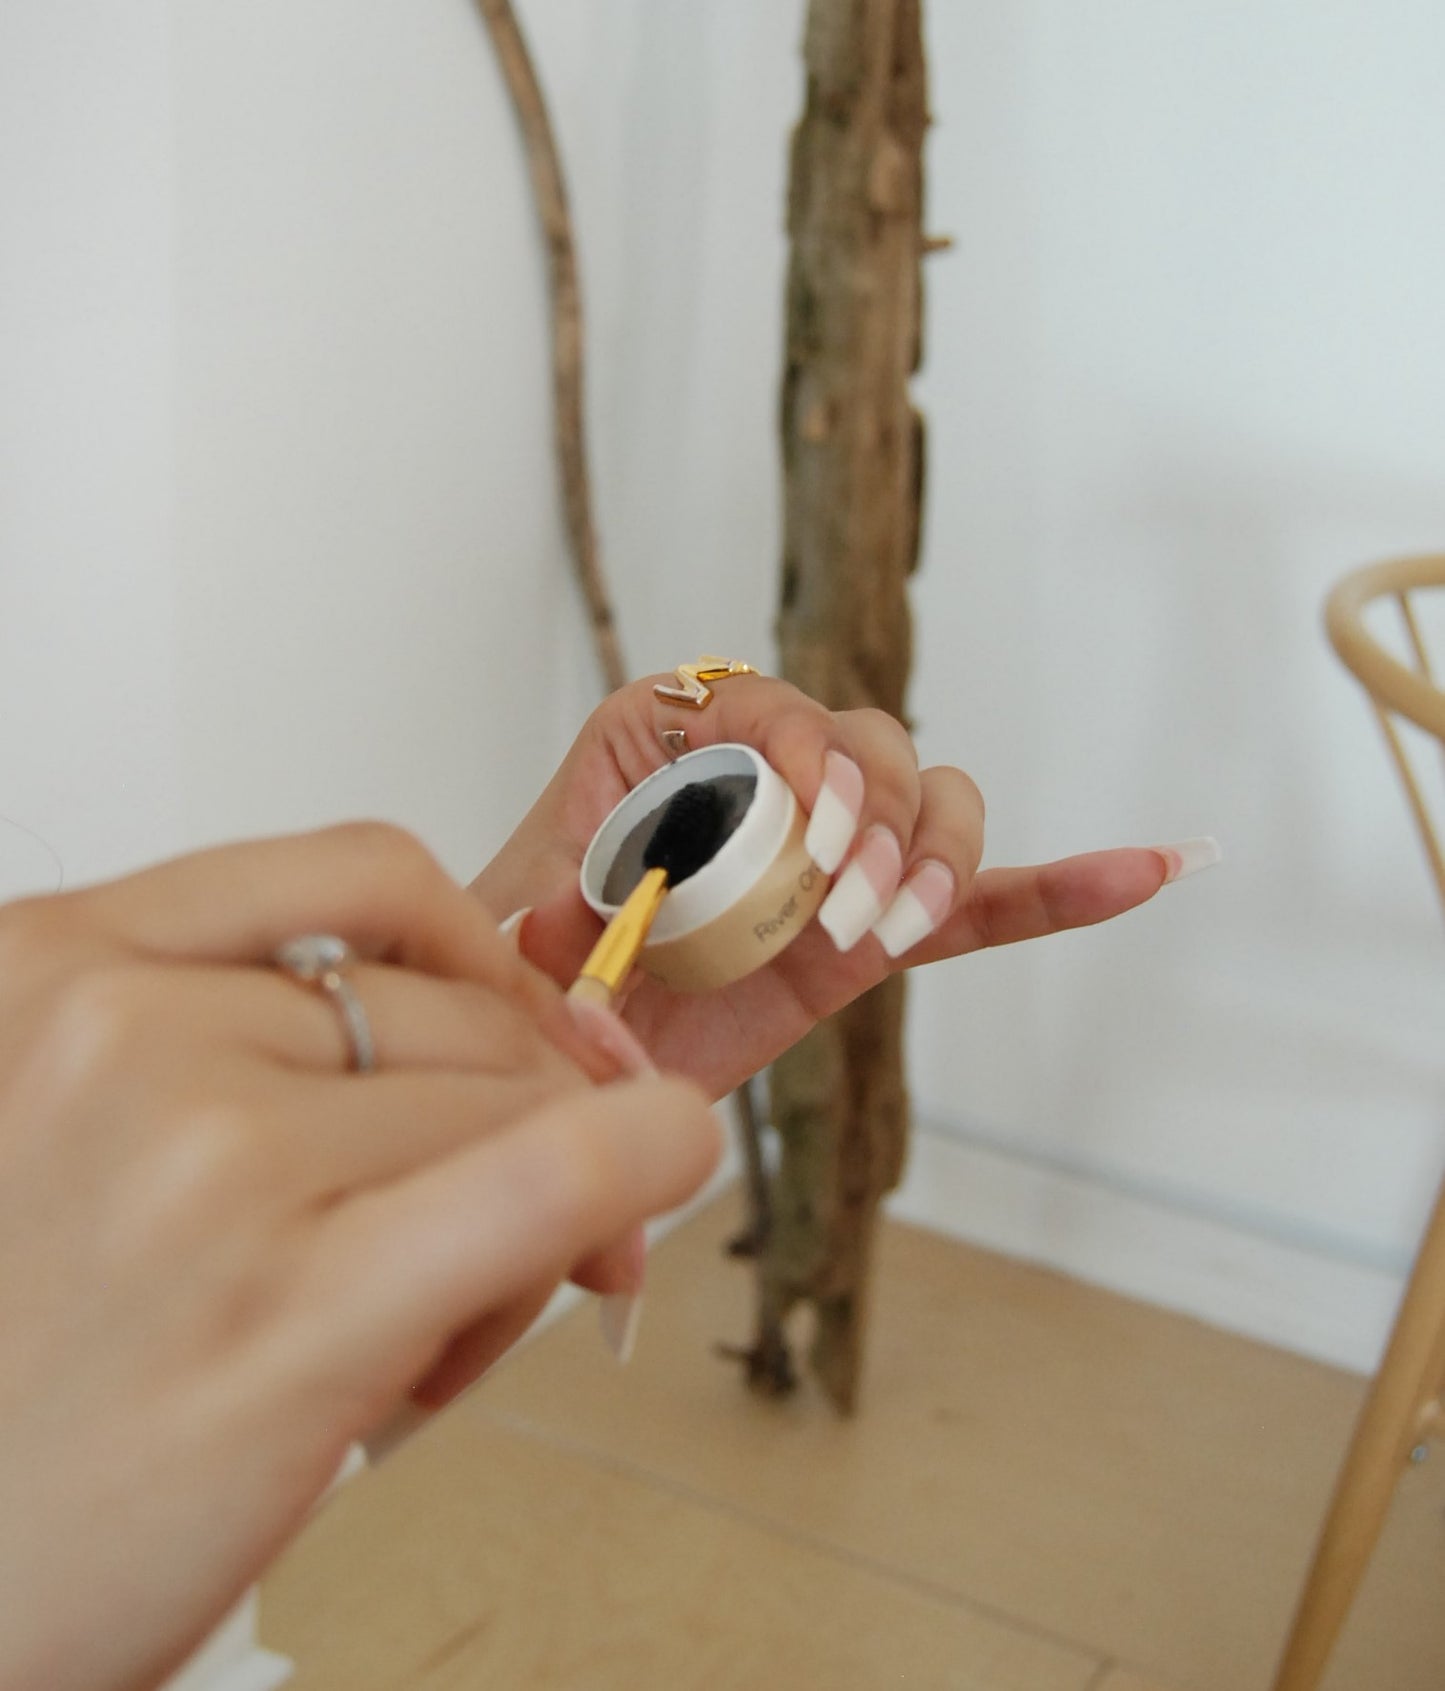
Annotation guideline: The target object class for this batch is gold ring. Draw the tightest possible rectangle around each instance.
[653,656,760,711]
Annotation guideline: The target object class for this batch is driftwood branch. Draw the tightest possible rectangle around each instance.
[479,1,925,1418]
[725,1075,772,1259]
[475,0,627,692]
[734,0,929,1414]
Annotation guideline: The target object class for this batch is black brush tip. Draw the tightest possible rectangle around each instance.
[643,782,730,886]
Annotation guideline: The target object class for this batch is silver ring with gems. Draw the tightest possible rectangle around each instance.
[274,934,377,1074]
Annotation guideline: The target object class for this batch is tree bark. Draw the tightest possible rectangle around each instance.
[745,0,928,1415]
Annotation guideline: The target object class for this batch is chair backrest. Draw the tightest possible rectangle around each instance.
[1325,554,1445,918]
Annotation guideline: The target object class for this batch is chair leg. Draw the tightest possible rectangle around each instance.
[1417,1369,1445,1445]
[1271,1177,1445,1691]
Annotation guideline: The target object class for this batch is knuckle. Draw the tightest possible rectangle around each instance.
[952,765,986,818]
[771,699,834,752]
[329,820,441,884]
[854,705,910,747]
[924,763,985,829]
[0,904,38,982]
[164,1102,261,1202]
[853,712,921,797]
[763,710,838,800]
[50,963,153,1071]
[0,893,66,978]
[872,766,921,828]
[121,1102,273,1288]
[626,674,666,714]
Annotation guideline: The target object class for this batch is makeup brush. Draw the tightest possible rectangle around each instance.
[568,782,729,1007]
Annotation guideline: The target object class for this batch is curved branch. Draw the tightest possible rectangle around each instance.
[476,0,627,692]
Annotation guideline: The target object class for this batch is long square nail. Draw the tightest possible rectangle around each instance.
[804,752,865,875]
[817,826,903,952]
[1157,837,1222,883]
[871,860,956,957]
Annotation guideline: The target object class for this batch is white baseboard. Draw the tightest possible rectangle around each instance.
[890,1126,1403,1377]
[441,1116,1400,1388]
[614,1121,1402,1379]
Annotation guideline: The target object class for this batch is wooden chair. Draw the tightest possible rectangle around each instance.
[1271,554,1445,1691]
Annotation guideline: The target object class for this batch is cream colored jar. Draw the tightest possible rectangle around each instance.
[579,743,827,992]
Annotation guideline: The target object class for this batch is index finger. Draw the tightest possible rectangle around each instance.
[904,847,1173,965]
[74,822,526,986]
[74,825,652,1088]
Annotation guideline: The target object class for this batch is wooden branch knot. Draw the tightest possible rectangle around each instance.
[800,400,833,443]
[866,136,912,215]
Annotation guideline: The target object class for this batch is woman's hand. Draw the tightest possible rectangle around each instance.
[0,825,720,1691]
[473,675,1200,1098]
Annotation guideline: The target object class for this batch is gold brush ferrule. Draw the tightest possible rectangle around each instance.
[573,867,669,1000]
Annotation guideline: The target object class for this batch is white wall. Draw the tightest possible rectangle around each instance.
[0,2,181,893]
[2,0,1443,1372]
[908,1,1445,1366]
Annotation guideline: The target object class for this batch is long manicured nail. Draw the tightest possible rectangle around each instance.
[599,1225,646,1363]
[362,1402,432,1465]
[871,859,956,958]
[804,751,865,875]
[565,997,656,1076]
[498,906,531,941]
[817,826,904,952]
[600,1292,644,1363]
[1156,837,1223,883]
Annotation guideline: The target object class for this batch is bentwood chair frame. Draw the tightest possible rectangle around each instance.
[1271,554,1445,1691]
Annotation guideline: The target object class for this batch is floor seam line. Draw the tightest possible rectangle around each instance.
[471,1402,1107,1669]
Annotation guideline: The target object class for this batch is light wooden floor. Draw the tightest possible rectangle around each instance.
[263,1188,1445,1690]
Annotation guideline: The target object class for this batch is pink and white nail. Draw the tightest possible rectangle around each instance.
[817,826,904,952]
[871,860,956,958]
[498,906,531,941]
[804,751,865,875]
[1156,837,1223,883]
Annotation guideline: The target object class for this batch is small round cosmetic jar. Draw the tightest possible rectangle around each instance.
[579,742,827,993]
